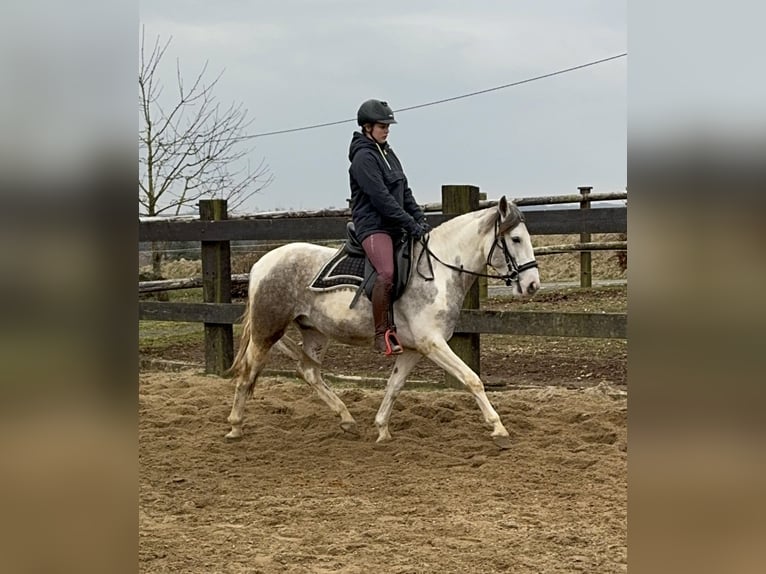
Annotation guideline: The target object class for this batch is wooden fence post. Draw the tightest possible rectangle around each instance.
[579,186,592,288]
[442,185,480,388]
[199,199,233,375]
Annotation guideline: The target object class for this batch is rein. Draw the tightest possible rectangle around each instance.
[416,219,538,287]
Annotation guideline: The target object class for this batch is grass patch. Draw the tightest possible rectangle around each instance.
[139,321,245,354]
[139,287,203,303]
[484,284,627,313]
[168,288,203,302]
[139,321,204,350]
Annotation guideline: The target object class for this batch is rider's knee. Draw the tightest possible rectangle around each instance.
[377,269,394,287]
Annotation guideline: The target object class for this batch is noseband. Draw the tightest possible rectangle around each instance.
[417,218,538,287]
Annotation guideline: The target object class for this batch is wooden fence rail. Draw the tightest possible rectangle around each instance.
[139,185,627,379]
[139,301,627,340]
[138,206,626,243]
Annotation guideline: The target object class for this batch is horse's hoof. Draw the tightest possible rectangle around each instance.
[492,434,513,450]
[340,421,359,435]
[225,431,243,441]
[376,430,393,443]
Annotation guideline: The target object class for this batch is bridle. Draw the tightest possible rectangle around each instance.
[416,218,538,287]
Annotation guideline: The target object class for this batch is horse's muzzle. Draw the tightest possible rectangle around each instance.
[516,273,540,297]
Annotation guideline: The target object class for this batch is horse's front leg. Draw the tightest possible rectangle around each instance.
[424,338,513,449]
[374,350,422,443]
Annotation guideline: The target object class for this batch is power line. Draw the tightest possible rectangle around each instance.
[244,53,626,139]
[396,53,626,113]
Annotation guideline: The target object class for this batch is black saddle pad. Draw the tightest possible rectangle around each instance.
[309,246,366,291]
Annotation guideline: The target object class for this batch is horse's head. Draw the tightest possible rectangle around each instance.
[486,196,541,297]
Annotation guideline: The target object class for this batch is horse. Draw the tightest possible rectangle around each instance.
[226,196,541,448]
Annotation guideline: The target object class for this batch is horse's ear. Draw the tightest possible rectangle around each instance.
[498,195,509,218]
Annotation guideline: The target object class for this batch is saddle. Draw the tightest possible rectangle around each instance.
[309,222,414,308]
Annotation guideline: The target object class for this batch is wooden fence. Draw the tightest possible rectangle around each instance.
[139,185,627,383]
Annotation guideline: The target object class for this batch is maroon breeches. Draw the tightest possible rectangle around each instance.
[361,233,395,288]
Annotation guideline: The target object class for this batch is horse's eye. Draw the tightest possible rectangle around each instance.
[511,236,522,244]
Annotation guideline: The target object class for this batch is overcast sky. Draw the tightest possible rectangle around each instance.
[140,1,626,213]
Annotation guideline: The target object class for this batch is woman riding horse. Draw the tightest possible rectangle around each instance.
[348,99,430,355]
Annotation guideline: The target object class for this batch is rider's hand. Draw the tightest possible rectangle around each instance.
[406,217,430,240]
[409,222,428,240]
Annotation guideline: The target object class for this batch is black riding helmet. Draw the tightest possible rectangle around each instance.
[357,99,397,126]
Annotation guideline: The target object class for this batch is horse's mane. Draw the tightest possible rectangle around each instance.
[433,201,524,236]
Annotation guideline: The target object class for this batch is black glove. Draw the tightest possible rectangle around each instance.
[418,217,432,233]
[407,221,428,240]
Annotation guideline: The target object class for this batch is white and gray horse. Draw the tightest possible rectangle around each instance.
[226,196,540,448]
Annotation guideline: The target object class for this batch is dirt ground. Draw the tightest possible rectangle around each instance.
[139,373,626,573]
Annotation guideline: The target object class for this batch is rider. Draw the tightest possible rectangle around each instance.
[348,99,430,355]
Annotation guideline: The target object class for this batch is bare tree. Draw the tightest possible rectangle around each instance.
[139,29,273,286]
[139,30,273,216]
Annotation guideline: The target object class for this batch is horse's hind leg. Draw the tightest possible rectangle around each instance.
[297,328,358,434]
[374,350,422,443]
[425,338,513,449]
[226,340,270,440]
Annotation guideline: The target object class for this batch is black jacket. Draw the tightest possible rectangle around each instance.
[348,131,424,242]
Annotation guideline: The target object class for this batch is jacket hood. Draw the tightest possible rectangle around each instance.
[348,131,387,162]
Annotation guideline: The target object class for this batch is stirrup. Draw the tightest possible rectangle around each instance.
[384,329,403,356]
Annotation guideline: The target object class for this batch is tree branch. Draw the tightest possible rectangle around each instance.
[138,33,273,217]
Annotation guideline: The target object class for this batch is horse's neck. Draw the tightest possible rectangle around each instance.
[426,211,490,291]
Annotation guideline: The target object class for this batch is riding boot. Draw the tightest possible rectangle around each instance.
[371,279,403,355]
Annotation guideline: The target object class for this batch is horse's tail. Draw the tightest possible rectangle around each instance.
[227,297,252,381]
